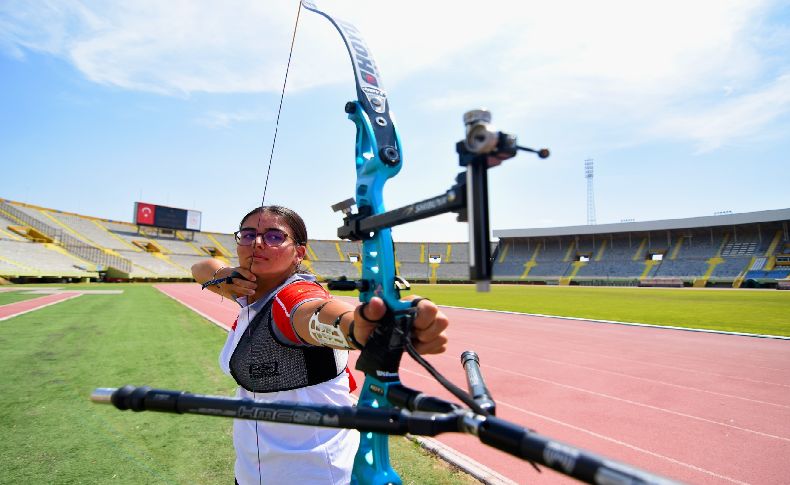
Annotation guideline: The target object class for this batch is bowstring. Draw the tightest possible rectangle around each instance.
[257,1,303,210]
[247,2,304,484]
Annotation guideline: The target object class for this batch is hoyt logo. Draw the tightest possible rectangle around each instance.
[337,20,379,87]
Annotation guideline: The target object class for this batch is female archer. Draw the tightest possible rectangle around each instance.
[192,205,449,484]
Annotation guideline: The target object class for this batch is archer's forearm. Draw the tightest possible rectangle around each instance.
[291,299,359,350]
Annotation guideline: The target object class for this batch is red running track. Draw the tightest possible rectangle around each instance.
[0,292,83,321]
[155,283,790,484]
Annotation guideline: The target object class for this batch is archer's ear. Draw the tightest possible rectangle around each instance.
[295,245,307,261]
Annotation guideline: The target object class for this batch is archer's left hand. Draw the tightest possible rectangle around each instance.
[353,296,449,354]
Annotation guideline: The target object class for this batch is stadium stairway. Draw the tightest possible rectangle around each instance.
[640,259,660,280]
[333,242,345,261]
[174,231,207,256]
[632,238,648,261]
[205,233,233,259]
[765,230,783,256]
[131,238,167,253]
[7,225,52,243]
[594,239,607,261]
[693,233,730,287]
[732,256,757,288]
[520,243,541,279]
[152,252,190,273]
[305,244,319,262]
[92,220,143,253]
[563,240,576,262]
[496,241,509,264]
[302,260,321,280]
[669,236,684,260]
[764,231,783,269]
[44,210,136,263]
[39,210,95,246]
[694,257,724,287]
[429,262,439,284]
[560,260,587,285]
[0,227,23,241]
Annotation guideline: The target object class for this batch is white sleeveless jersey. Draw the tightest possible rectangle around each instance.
[219,275,359,484]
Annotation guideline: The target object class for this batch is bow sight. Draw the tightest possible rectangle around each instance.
[329,108,550,293]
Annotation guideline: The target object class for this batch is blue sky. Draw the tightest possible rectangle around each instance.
[1,0,789,242]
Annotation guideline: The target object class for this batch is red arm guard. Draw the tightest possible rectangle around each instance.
[271,281,331,344]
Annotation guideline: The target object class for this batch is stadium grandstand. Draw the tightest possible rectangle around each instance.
[1,197,788,289]
[0,198,468,285]
[493,208,790,288]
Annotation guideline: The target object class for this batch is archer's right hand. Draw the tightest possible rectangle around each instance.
[214,267,257,299]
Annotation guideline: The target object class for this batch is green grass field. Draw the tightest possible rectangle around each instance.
[0,291,46,305]
[395,284,790,336]
[1,282,788,484]
[0,284,476,484]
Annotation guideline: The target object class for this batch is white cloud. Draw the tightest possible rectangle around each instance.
[195,109,271,128]
[422,0,787,149]
[0,1,530,94]
[2,0,787,150]
[650,73,790,151]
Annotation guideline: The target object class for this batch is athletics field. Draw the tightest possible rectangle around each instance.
[1,283,788,483]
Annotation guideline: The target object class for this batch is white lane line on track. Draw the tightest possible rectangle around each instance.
[154,287,232,331]
[581,350,790,389]
[459,338,790,409]
[448,318,790,374]
[552,348,790,390]
[440,304,790,341]
[444,312,790,389]
[490,364,790,443]
[397,365,750,485]
[0,293,83,322]
[347,391,517,485]
[441,304,790,371]
[497,400,751,485]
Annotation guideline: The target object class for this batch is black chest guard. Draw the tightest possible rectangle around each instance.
[229,298,344,393]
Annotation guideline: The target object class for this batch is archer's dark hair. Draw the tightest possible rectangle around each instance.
[239,205,308,246]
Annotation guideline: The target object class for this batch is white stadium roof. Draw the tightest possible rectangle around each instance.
[493,208,790,239]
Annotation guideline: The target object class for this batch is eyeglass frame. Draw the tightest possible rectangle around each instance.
[233,227,299,247]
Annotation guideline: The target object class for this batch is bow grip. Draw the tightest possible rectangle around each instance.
[355,306,416,376]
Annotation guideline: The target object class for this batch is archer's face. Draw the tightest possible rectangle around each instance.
[236,212,305,282]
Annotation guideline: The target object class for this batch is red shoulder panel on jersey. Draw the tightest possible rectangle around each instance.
[272,281,331,344]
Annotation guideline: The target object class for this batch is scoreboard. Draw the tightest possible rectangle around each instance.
[134,202,201,231]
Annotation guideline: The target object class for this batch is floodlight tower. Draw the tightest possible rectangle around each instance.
[585,159,596,225]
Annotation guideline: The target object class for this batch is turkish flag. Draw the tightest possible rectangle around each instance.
[136,203,156,226]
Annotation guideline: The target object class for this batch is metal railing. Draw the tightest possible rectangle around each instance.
[0,202,133,273]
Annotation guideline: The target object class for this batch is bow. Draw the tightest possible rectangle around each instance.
[301,1,554,481]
